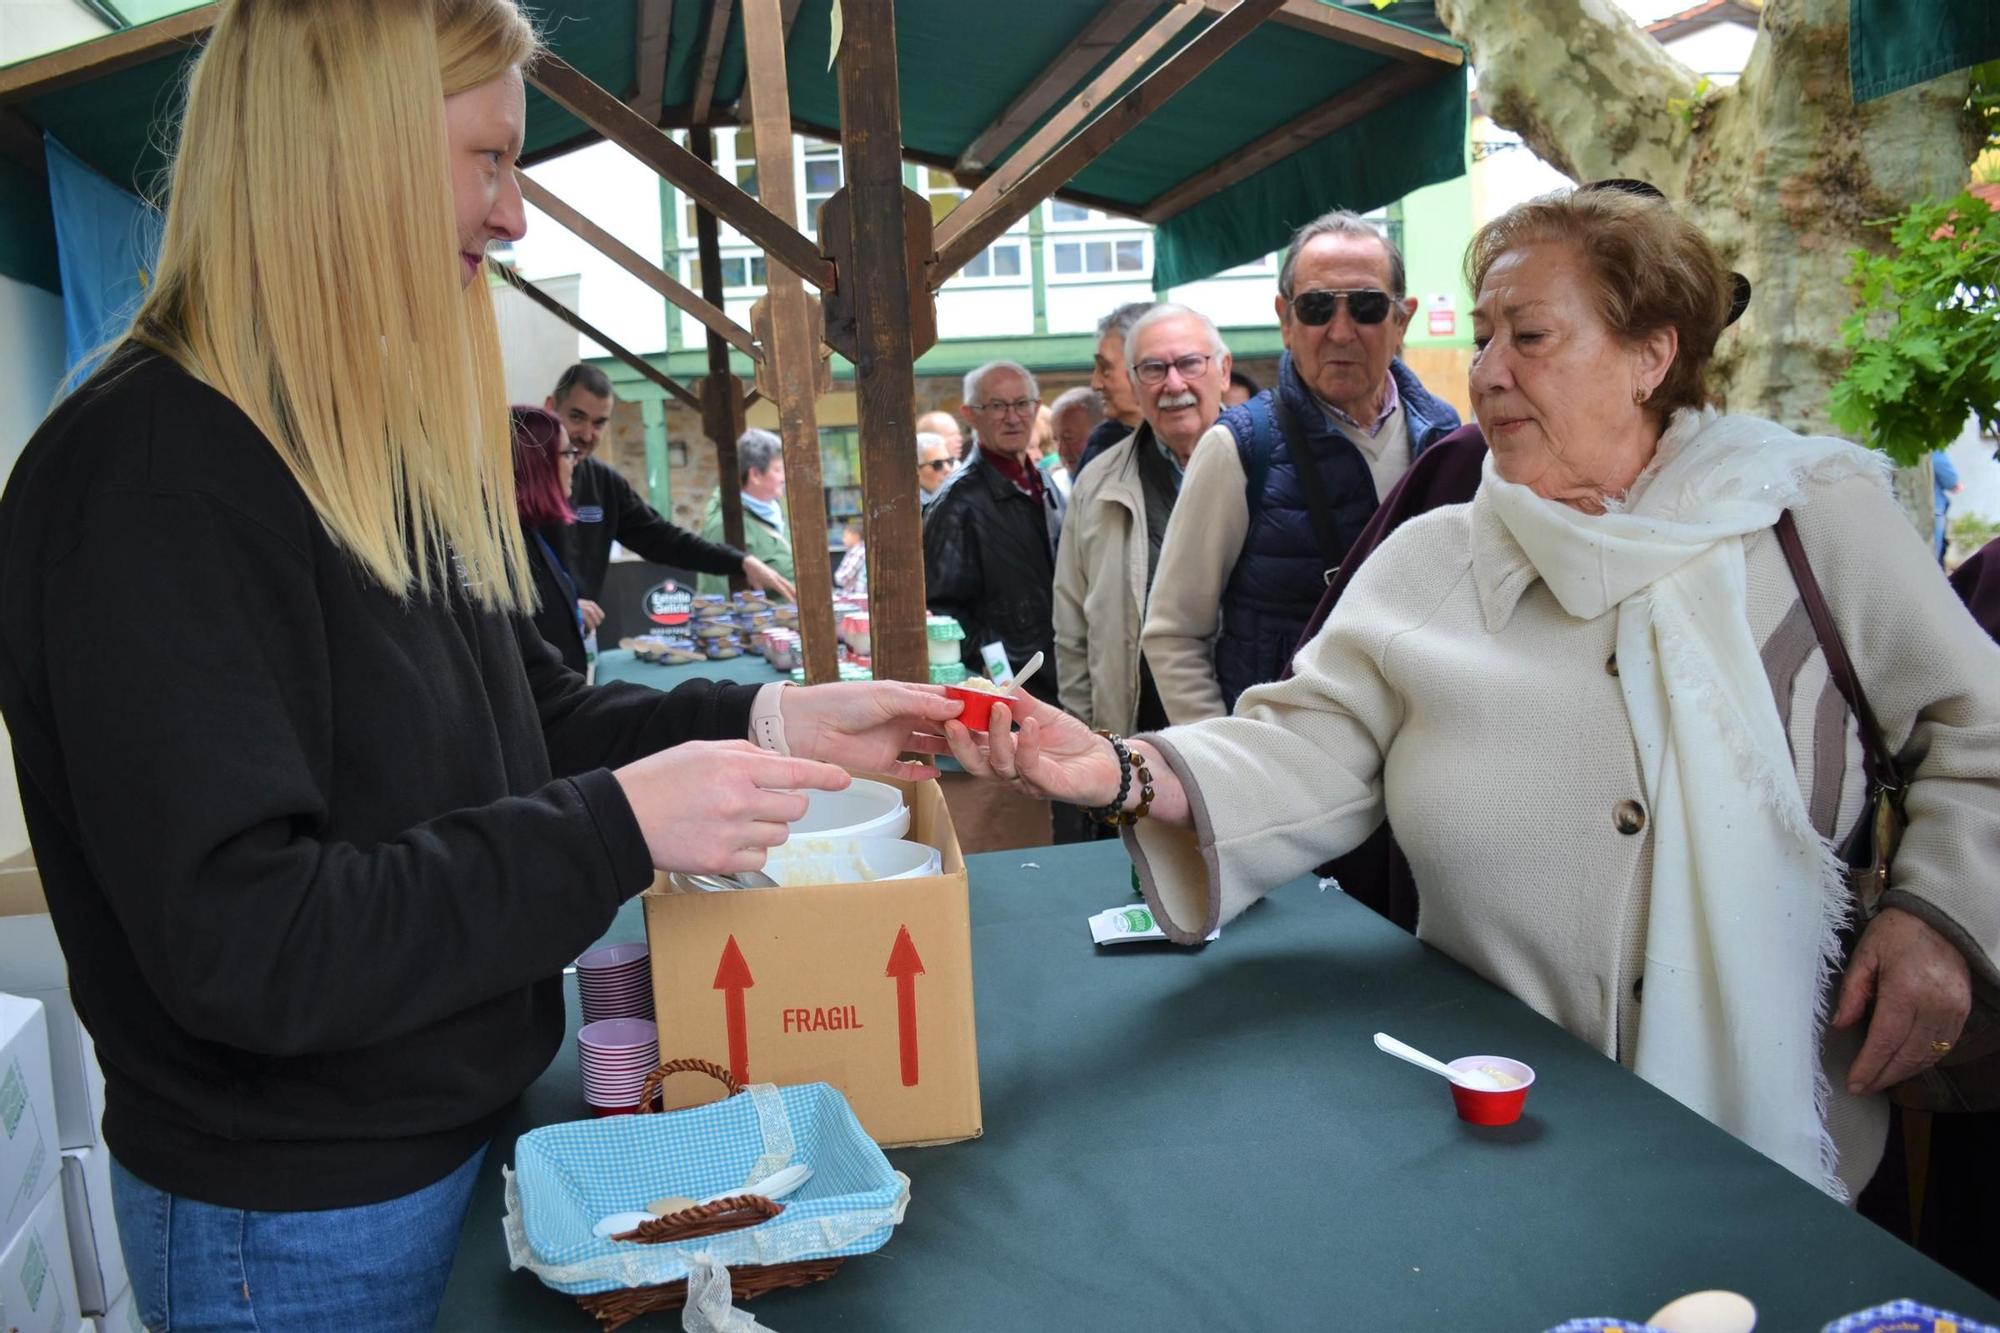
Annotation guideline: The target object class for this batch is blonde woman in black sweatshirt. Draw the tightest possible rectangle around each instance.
[0,3,953,1328]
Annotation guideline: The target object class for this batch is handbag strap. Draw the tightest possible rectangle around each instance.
[1773,509,1903,794]
[1271,394,1349,578]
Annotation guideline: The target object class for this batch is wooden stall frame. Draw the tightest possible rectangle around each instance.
[0,0,1466,684]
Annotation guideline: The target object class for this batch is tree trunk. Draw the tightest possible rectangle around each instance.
[1434,0,1980,537]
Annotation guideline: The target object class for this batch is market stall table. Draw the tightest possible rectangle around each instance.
[594,648,785,689]
[437,841,2000,1331]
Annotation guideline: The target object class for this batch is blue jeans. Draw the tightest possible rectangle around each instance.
[110,1146,486,1332]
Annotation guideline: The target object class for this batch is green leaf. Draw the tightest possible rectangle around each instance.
[1829,192,2000,460]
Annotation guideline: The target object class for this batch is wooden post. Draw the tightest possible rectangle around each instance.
[689,127,748,565]
[742,0,838,684]
[832,0,928,686]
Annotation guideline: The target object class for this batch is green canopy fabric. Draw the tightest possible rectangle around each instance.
[2,0,1467,293]
[1849,0,2000,102]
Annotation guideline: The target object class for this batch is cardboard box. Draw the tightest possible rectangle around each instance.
[90,1285,139,1333]
[643,778,982,1147]
[0,1179,80,1333]
[0,857,106,1151]
[58,1148,122,1315]
[0,996,59,1241]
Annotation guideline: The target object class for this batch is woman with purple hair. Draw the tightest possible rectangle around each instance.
[512,404,592,678]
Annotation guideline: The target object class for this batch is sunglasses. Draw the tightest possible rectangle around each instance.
[921,459,955,472]
[1289,288,1395,327]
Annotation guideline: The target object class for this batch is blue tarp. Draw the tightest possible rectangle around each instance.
[44,132,159,382]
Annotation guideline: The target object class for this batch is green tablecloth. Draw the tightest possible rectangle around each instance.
[436,842,1999,1331]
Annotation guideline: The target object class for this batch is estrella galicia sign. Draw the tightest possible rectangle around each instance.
[644,579,693,627]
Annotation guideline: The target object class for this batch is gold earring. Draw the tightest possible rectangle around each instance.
[1634,386,1649,405]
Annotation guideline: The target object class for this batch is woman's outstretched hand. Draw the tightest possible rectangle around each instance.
[940,691,1122,807]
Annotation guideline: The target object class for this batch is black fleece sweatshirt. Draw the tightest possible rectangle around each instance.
[0,350,755,1210]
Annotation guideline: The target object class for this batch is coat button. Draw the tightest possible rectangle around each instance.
[1614,799,1646,835]
[1605,652,1619,676]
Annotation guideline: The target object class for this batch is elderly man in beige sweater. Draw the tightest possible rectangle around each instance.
[1053,305,1232,736]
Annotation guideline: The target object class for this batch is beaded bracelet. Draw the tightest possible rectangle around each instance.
[1087,729,1156,827]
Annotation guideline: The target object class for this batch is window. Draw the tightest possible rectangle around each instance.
[803,140,843,234]
[679,252,766,293]
[959,245,1024,280]
[680,127,759,240]
[1048,199,1092,225]
[918,167,1028,285]
[1050,237,1148,277]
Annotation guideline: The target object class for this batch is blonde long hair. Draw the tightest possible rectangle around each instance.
[127,0,541,611]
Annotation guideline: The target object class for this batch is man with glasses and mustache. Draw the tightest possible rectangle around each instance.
[1055,304,1230,741]
[923,360,1065,704]
[1143,210,1460,722]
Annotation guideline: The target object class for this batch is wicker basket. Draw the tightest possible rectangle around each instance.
[570,1059,849,1331]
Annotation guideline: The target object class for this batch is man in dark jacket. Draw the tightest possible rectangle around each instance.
[1143,210,1460,721]
[923,360,1064,704]
[545,364,796,610]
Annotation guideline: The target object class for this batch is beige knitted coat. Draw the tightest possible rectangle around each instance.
[1127,466,2000,1197]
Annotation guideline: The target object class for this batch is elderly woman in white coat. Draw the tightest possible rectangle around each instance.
[945,186,2000,1201]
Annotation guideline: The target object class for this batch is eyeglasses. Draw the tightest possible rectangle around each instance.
[973,398,1038,419]
[921,458,955,472]
[1132,354,1214,387]
[1289,288,1395,327]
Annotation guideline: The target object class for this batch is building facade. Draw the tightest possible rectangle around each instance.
[501,129,1478,547]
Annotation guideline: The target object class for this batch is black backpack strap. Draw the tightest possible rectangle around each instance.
[1272,394,1350,581]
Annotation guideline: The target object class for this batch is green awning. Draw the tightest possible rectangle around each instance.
[2,0,1466,293]
[1849,0,2000,102]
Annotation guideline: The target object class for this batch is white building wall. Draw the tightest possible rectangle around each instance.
[0,1,108,64]
[934,286,1035,338]
[1169,262,1283,329]
[493,272,586,407]
[1660,24,1758,82]
[517,141,666,358]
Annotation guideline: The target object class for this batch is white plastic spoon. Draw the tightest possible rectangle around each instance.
[1005,650,1046,695]
[1372,1031,1505,1091]
[592,1211,656,1239]
[639,1163,816,1222]
[701,1162,811,1206]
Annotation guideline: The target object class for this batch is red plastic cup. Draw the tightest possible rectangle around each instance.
[1446,1055,1535,1125]
[944,685,1006,731]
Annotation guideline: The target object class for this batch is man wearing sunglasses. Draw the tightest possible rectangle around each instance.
[917,433,956,510]
[1055,304,1230,742]
[923,360,1065,706]
[1143,209,1460,723]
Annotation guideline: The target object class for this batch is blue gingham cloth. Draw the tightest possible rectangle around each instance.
[1547,1301,2000,1333]
[1821,1301,2000,1332]
[503,1082,908,1296]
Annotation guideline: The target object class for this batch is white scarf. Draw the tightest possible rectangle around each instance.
[1484,408,1885,1197]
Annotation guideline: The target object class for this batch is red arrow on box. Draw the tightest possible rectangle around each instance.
[713,935,754,1084]
[885,925,924,1087]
